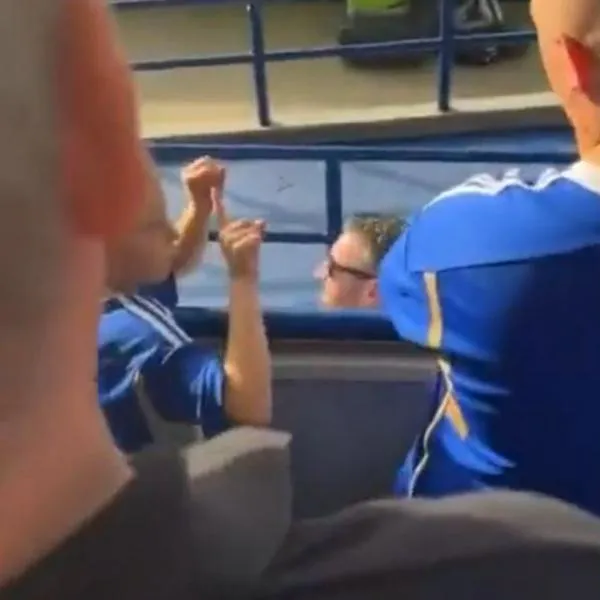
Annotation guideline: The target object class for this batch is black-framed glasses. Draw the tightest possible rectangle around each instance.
[326,255,375,280]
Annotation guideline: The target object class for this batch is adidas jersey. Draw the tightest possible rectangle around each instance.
[138,273,179,307]
[378,163,600,516]
[98,277,228,453]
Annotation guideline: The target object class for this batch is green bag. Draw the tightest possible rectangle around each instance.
[346,0,410,16]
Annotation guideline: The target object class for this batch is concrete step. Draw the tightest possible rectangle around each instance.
[111,2,548,139]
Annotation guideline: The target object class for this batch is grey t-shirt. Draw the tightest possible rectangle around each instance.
[4,428,600,600]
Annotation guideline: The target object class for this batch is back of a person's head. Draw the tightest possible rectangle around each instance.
[531,0,600,153]
[343,213,406,269]
[0,1,63,331]
[0,1,79,420]
[0,0,150,584]
[0,0,149,413]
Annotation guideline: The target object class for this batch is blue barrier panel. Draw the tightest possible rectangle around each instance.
[177,306,399,341]
[112,0,537,126]
[151,143,576,163]
[152,142,576,253]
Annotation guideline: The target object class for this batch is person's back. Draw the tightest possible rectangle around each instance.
[377,0,600,513]
[380,166,600,513]
[6,428,600,600]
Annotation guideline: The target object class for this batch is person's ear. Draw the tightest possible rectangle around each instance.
[562,36,596,96]
[57,0,147,239]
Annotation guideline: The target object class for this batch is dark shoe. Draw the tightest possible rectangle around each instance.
[453,0,530,66]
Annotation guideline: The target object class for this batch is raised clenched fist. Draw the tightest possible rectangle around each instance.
[181,156,225,214]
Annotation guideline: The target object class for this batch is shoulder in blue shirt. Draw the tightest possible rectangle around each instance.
[137,273,179,308]
[379,164,600,515]
[98,291,228,453]
[104,273,178,314]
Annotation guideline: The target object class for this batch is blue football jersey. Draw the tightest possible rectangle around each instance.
[137,273,179,307]
[104,273,178,313]
[98,278,228,453]
[379,164,600,515]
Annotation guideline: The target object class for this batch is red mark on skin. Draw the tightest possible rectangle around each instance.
[563,36,593,91]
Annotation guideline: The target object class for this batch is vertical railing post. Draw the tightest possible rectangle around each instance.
[247,1,271,127]
[324,159,343,246]
[436,0,455,112]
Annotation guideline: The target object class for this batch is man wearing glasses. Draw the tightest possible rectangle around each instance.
[315,213,405,309]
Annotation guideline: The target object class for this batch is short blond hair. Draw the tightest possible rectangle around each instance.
[343,213,406,268]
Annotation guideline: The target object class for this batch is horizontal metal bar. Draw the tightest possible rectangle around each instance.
[263,31,536,63]
[113,0,240,7]
[134,53,251,71]
[151,143,575,164]
[271,353,434,383]
[132,30,535,71]
[112,0,324,8]
[207,230,328,244]
[112,0,214,8]
[176,306,400,342]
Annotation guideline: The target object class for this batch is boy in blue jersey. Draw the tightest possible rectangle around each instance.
[106,155,214,297]
[103,156,211,313]
[100,157,272,453]
[378,0,600,516]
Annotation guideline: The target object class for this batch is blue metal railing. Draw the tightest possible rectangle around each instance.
[151,142,576,248]
[113,0,537,127]
[152,144,573,163]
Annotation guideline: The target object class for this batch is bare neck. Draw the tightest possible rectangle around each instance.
[0,375,131,587]
[582,144,600,167]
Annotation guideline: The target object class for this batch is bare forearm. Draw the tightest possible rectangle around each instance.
[172,201,210,275]
[223,279,271,426]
